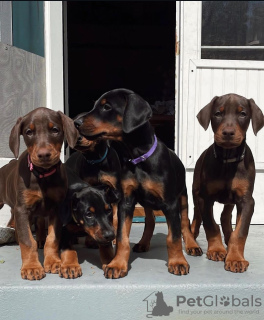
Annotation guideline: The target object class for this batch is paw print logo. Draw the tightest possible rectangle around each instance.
[220,296,230,307]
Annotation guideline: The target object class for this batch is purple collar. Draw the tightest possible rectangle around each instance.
[129,135,158,165]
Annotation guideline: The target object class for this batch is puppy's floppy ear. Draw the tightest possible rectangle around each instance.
[248,98,264,135]
[123,93,153,134]
[58,111,79,149]
[197,96,218,131]
[9,117,23,158]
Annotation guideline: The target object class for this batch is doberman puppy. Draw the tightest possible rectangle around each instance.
[66,134,121,247]
[0,107,78,280]
[191,93,264,273]
[74,88,202,279]
[59,166,119,278]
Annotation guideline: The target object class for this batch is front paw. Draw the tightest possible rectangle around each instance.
[168,259,190,275]
[186,246,203,256]
[225,259,249,273]
[44,257,61,274]
[59,263,82,279]
[207,249,227,261]
[21,263,46,280]
[103,262,128,279]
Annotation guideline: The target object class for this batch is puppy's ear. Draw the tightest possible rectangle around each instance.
[123,93,152,134]
[9,117,23,158]
[58,111,79,149]
[248,99,264,135]
[197,96,218,131]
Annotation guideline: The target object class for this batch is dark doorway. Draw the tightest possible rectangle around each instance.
[65,1,176,149]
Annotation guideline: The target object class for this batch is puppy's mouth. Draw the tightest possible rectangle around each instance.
[30,154,61,169]
[214,135,244,149]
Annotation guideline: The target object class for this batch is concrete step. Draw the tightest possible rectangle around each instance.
[0,224,263,320]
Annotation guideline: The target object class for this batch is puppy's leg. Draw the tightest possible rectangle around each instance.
[59,227,82,279]
[15,207,46,280]
[44,215,61,274]
[225,197,253,273]
[35,216,46,249]
[220,204,234,246]
[200,197,227,261]
[103,195,136,279]
[133,207,155,252]
[180,191,203,256]
[99,244,115,266]
[112,203,118,245]
[164,201,190,276]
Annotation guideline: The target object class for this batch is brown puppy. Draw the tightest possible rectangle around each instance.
[191,93,264,272]
[0,107,78,280]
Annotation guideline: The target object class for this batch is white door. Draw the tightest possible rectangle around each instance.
[177,1,264,224]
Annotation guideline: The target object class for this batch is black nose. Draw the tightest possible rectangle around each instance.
[74,118,83,129]
[222,128,235,138]
[102,230,115,242]
[38,149,51,161]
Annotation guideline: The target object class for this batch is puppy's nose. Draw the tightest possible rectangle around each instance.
[74,118,83,129]
[38,149,51,161]
[102,230,115,242]
[222,128,235,138]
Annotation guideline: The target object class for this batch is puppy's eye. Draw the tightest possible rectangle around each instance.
[85,212,94,219]
[26,129,33,136]
[239,111,247,118]
[103,104,112,111]
[214,111,222,117]
[51,127,59,134]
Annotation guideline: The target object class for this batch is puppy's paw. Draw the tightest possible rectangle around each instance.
[103,262,128,279]
[59,263,82,279]
[186,246,203,256]
[225,259,249,273]
[207,249,227,261]
[21,264,46,281]
[168,259,190,275]
[44,257,61,274]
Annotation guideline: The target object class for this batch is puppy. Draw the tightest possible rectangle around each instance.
[59,166,119,278]
[0,107,78,280]
[191,94,264,272]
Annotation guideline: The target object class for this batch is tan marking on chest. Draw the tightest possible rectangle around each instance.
[231,178,249,197]
[23,189,43,208]
[142,179,164,200]
[207,180,226,195]
[121,178,139,197]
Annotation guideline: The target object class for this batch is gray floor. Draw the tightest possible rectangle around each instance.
[0,224,263,320]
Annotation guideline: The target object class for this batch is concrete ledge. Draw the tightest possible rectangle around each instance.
[0,224,263,320]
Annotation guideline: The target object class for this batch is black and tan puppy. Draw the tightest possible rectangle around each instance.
[59,166,119,278]
[0,107,78,280]
[66,134,121,247]
[74,88,202,279]
[191,93,264,273]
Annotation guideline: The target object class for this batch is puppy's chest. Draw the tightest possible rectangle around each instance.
[202,177,249,203]
[121,171,165,202]
[23,185,67,214]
